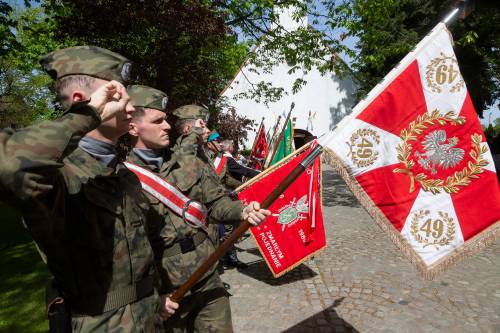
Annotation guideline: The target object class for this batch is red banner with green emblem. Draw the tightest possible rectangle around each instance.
[237,141,326,277]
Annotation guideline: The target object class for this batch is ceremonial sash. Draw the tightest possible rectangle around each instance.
[213,155,227,175]
[124,162,208,232]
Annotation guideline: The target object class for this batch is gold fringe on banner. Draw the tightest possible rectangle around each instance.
[235,140,327,278]
[323,148,500,280]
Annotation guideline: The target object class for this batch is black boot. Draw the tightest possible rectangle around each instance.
[224,246,248,269]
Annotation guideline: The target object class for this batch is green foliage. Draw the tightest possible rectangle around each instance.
[0,1,17,57]
[0,5,72,128]
[329,0,499,117]
[44,0,248,107]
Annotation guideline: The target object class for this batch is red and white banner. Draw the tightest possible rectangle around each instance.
[324,23,500,278]
[250,123,268,170]
[237,142,326,277]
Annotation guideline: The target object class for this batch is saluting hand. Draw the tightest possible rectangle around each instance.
[88,80,131,122]
[242,201,271,226]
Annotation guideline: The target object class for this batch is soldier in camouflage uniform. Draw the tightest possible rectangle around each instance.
[206,132,243,191]
[206,133,262,269]
[0,46,173,332]
[126,97,270,333]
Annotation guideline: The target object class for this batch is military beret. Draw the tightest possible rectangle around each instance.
[172,104,209,122]
[40,45,132,83]
[128,85,168,112]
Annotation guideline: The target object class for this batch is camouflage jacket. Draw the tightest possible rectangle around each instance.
[127,130,244,293]
[0,103,158,321]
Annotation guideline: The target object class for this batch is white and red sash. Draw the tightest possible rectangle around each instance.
[213,155,227,175]
[124,162,208,232]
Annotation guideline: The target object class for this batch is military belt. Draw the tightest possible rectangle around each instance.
[164,232,207,257]
[71,275,154,316]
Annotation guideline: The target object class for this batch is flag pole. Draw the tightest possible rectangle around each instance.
[169,138,326,303]
[443,7,460,24]
[268,115,282,149]
[263,115,282,162]
[443,0,469,25]
[265,103,294,169]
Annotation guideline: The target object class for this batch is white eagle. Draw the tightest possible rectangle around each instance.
[415,130,465,175]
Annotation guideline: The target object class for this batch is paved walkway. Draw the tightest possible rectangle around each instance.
[222,165,500,333]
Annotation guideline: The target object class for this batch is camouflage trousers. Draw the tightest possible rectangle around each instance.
[164,272,233,333]
[71,293,158,333]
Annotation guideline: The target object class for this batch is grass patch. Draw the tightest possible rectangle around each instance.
[0,202,49,333]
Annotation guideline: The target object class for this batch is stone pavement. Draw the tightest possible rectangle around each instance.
[221,165,500,333]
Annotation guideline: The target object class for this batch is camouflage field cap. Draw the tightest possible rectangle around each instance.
[128,85,168,112]
[172,104,209,122]
[40,46,132,83]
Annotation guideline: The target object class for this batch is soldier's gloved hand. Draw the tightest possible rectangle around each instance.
[158,294,179,320]
[88,80,132,122]
[242,201,271,226]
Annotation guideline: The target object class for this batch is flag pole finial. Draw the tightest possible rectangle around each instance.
[443,0,468,25]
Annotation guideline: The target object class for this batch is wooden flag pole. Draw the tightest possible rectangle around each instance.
[263,115,282,161]
[169,142,324,303]
[265,103,294,169]
[268,115,282,148]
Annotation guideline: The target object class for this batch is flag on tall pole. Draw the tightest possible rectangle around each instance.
[270,117,294,166]
[237,141,326,277]
[266,115,282,148]
[250,118,268,170]
[265,104,294,168]
[323,23,500,279]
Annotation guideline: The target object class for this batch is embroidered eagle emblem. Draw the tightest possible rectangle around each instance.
[415,130,465,175]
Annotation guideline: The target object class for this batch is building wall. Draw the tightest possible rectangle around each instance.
[220,60,357,148]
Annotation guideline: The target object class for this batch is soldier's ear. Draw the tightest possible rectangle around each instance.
[71,90,85,103]
[183,123,192,135]
[128,121,139,137]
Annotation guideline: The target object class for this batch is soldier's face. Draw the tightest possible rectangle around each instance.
[207,140,221,153]
[201,124,210,143]
[130,108,171,149]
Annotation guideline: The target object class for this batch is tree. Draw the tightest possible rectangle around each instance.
[327,0,499,117]
[0,1,16,56]
[44,0,248,107]
[211,97,255,149]
[211,0,499,118]
[0,4,70,128]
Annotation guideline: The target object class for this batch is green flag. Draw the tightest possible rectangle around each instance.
[270,118,293,165]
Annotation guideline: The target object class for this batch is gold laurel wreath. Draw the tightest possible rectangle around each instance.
[410,210,456,249]
[394,110,488,194]
[347,128,381,168]
[425,53,465,93]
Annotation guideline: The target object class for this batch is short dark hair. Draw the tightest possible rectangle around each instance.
[131,106,146,121]
[55,75,97,110]
[175,118,196,134]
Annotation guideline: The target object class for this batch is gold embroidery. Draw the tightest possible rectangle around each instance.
[410,210,456,250]
[394,110,488,194]
[425,53,465,93]
[347,128,380,168]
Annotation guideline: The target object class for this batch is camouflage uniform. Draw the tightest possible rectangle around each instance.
[126,100,243,333]
[0,47,159,332]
